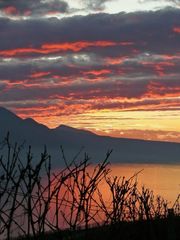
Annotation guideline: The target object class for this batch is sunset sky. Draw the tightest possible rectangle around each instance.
[0,0,180,142]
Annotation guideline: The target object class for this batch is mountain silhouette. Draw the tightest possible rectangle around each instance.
[0,107,180,166]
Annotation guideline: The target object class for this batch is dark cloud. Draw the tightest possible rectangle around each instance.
[0,8,180,58]
[0,0,69,16]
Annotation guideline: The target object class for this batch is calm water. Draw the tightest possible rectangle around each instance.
[105,163,180,205]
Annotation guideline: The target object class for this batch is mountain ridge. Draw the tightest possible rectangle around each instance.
[0,107,180,166]
[0,106,178,144]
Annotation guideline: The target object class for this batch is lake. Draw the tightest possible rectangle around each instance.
[105,163,180,205]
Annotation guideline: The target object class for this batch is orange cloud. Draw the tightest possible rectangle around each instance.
[154,62,174,76]
[145,81,180,98]
[173,26,180,34]
[30,72,51,78]
[42,41,133,50]
[3,6,18,15]
[83,69,111,76]
[141,60,175,76]
[0,41,133,57]
[105,56,128,65]
[161,54,180,60]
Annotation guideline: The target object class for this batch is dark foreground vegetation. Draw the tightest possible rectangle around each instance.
[16,216,180,240]
[0,134,179,240]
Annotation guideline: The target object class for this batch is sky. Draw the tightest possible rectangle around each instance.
[0,0,180,142]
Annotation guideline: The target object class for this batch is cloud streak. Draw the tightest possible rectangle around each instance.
[0,41,133,57]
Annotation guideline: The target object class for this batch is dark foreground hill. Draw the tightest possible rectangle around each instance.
[0,107,180,166]
[16,216,180,240]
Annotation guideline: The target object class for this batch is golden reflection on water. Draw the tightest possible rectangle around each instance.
[47,163,180,228]
[104,163,180,205]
